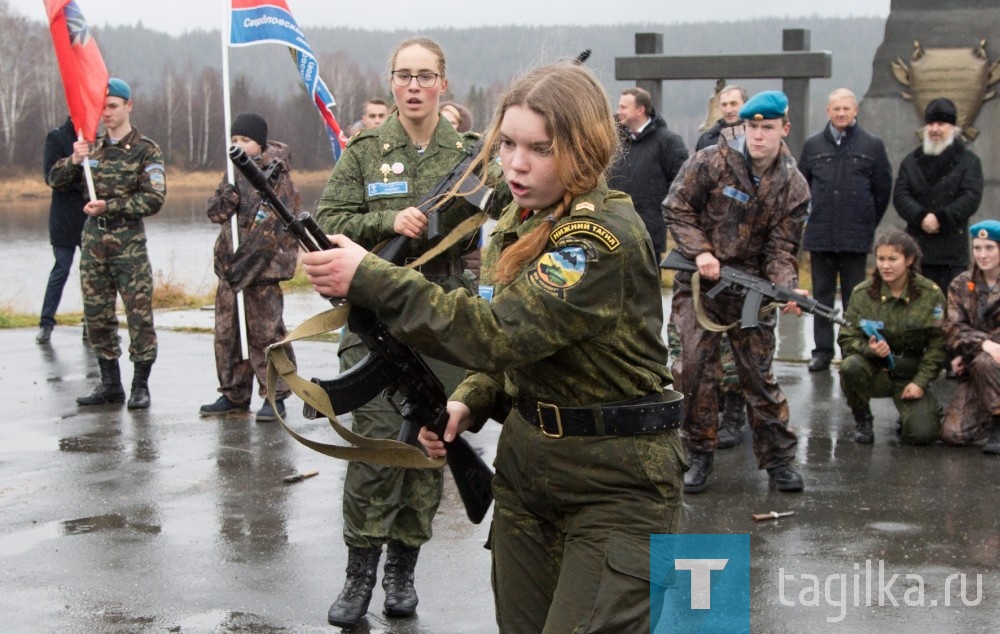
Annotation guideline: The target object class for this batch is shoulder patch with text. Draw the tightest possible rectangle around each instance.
[527,245,590,298]
[549,221,620,251]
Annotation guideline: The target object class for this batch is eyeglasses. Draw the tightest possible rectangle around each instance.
[391,71,441,88]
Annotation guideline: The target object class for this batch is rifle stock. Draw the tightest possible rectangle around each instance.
[660,250,850,328]
[229,145,494,524]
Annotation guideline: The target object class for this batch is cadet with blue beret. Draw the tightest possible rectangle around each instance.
[665,90,810,494]
[941,219,1000,451]
[48,77,165,410]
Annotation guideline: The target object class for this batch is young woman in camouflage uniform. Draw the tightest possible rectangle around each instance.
[838,231,947,445]
[314,37,507,629]
[304,60,683,634]
[941,220,1000,452]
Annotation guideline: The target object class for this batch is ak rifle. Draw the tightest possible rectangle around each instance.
[229,145,494,524]
[660,250,850,329]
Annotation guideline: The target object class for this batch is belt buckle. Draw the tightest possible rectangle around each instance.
[536,401,563,439]
[96,216,107,230]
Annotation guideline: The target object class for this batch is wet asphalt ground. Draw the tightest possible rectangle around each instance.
[3,293,999,633]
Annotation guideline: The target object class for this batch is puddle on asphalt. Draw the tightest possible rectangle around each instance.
[59,430,123,453]
[62,513,162,536]
[868,521,922,533]
[0,513,163,557]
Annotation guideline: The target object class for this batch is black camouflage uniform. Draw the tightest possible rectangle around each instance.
[207,141,300,408]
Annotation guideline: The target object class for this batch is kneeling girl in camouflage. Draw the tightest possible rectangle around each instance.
[838,230,947,444]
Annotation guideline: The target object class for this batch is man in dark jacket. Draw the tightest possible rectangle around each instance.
[37,117,88,344]
[695,85,748,151]
[894,97,983,294]
[799,88,893,371]
[608,87,688,256]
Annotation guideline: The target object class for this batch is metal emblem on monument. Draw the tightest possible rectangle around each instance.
[891,39,1000,139]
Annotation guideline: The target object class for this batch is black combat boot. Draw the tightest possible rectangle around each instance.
[767,464,805,492]
[717,391,748,449]
[327,546,381,628]
[77,358,126,406]
[683,452,714,494]
[982,419,1000,455]
[127,361,153,410]
[852,407,874,444]
[383,542,420,617]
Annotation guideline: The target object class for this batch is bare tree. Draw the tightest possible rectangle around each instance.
[0,1,37,165]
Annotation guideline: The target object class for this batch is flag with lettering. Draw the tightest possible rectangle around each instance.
[44,0,109,142]
[228,0,346,160]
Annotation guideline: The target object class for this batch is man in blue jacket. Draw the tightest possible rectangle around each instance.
[798,88,892,371]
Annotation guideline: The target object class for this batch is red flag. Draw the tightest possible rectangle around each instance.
[44,0,109,142]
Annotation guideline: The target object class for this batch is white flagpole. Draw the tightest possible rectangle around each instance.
[76,130,97,202]
[221,1,250,359]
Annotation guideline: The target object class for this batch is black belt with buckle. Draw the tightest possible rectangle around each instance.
[92,215,141,231]
[516,390,683,438]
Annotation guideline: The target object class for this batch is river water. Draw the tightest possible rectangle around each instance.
[1,185,327,315]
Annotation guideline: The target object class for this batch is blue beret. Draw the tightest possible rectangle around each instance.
[970,219,1000,242]
[739,91,788,121]
[107,78,131,101]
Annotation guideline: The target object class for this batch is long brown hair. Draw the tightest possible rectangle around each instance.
[473,62,619,283]
[868,230,923,300]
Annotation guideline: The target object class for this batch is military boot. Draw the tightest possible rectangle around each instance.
[767,464,805,492]
[683,452,714,494]
[383,542,420,618]
[127,361,153,410]
[327,546,381,628]
[982,419,1000,455]
[77,358,126,406]
[852,407,874,444]
[717,391,748,449]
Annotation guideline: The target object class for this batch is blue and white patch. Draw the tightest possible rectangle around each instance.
[723,186,750,204]
[932,304,944,323]
[478,285,495,302]
[527,245,588,298]
[87,158,99,169]
[145,163,166,192]
[367,181,409,197]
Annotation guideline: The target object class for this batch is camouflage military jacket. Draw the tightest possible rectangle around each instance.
[945,269,1000,362]
[664,137,809,288]
[348,182,672,427]
[207,141,300,291]
[838,274,947,389]
[48,127,165,220]
[316,112,502,267]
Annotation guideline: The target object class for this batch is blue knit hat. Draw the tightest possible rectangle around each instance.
[739,91,788,121]
[106,78,131,101]
[970,219,1000,243]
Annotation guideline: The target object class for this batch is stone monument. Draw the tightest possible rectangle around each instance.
[860,0,1000,224]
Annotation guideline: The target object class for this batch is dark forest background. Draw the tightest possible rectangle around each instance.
[1,0,887,173]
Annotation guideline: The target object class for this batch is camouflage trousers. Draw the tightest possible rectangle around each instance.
[840,354,942,445]
[666,320,740,392]
[941,352,1000,446]
[490,409,684,633]
[213,278,295,404]
[80,223,157,363]
[669,284,798,468]
[336,332,465,549]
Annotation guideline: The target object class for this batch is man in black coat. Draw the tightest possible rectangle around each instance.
[607,87,689,256]
[798,88,893,371]
[894,97,983,295]
[37,117,88,344]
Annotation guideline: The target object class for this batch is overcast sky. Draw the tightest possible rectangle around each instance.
[22,0,890,34]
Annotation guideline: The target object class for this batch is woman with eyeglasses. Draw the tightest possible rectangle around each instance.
[314,37,507,630]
